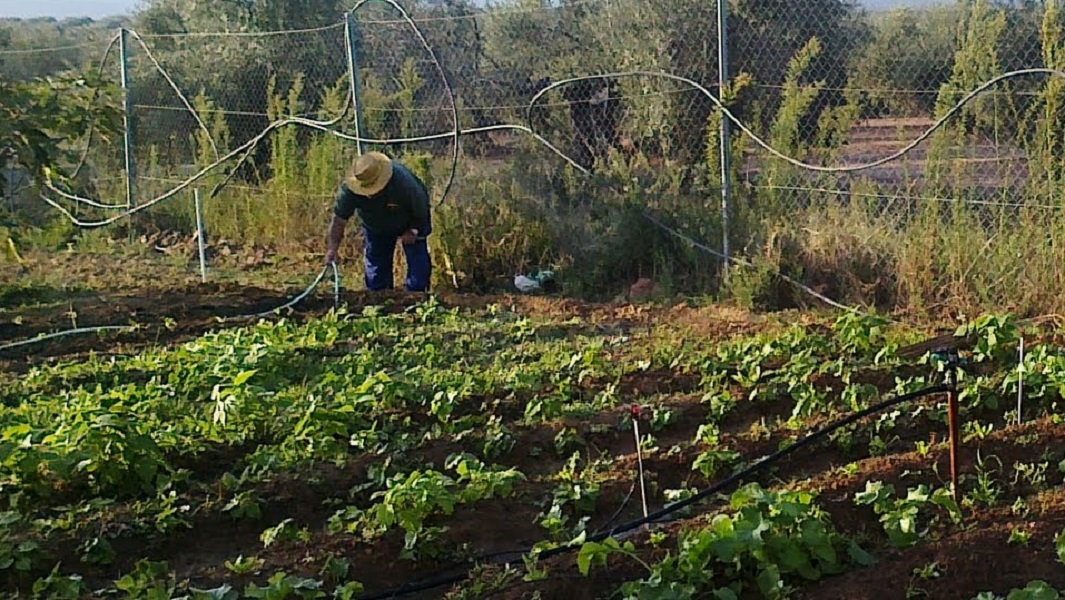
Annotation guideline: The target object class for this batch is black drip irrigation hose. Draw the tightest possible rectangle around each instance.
[356,382,952,600]
[593,474,639,537]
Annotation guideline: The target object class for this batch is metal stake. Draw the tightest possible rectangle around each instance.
[1017,337,1025,426]
[944,352,961,505]
[194,189,207,283]
[630,405,649,524]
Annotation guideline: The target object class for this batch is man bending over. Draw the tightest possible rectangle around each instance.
[324,151,433,292]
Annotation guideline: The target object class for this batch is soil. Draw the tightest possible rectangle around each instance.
[0,263,770,371]
[0,282,421,366]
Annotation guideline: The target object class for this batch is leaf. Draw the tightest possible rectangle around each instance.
[756,563,784,600]
[568,529,588,547]
[806,535,839,567]
[709,526,745,562]
[898,515,916,535]
[1006,581,1060,600]
[847,540,876,566]
[134,457,159,485]
[576,540,614,576]
[906,485,931,504]
[854,480,892,507]
[232,369,258,387]
[188,584,239,600]
[1055,528,1065,565]
[333,582,366,600]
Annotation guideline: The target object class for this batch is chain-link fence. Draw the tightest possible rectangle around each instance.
[5,0,1065,309]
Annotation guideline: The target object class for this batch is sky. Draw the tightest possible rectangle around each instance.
[0,0,946,20]
[0,0,140,19]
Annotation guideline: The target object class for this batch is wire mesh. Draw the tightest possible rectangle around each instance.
[5,0,1065,303]
[733,0,1063,233]
[130,25,350,187]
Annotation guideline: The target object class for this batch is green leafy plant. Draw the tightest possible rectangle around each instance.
[31,564,86,600]
[582,484,874,599]
[972,580,1063,600]
[958,314,1020,364]
[114,560,176,599]
[538,453,602,541]
[0,512,40,573]
[243,572,325,599]
[329,457,524,559]
[225,555,265,576]
[854,481,962,548]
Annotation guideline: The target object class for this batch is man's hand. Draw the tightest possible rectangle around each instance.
[324,247,339,266]
[400,229,417,245]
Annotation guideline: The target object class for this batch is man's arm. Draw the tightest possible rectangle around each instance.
[326,184,358,264]
[408,177,431,237]
[325,214,347,264]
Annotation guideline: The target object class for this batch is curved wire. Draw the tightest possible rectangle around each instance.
[224,262,340,321]
[39,122,581,227]
[41,110,352,226]
[206,99,354,201]
[526,68,1065,174]
[129,30,221,162]
[69,32,122,183]
[46,63,1065,222]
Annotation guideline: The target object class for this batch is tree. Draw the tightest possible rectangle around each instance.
[0,72,122,190]
[849,6,959,117]
[480,0,871,165]
[0,17,120,82]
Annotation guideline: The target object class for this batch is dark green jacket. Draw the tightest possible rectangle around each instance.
[333,163,431,237]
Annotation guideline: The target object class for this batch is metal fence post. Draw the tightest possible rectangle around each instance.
[717,0,732,280]
[119,28,137,209]
[344,11,367,156]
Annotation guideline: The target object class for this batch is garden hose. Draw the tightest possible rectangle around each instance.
[0,264,341,353]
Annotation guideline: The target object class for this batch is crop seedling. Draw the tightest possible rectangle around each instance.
[854,481,962,548]
[1,299,1063,599]
[581,483,876,599]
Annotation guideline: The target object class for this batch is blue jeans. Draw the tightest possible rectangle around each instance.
[363,227,432,292]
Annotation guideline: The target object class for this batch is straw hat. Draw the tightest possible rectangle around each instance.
[345,151,394,196]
